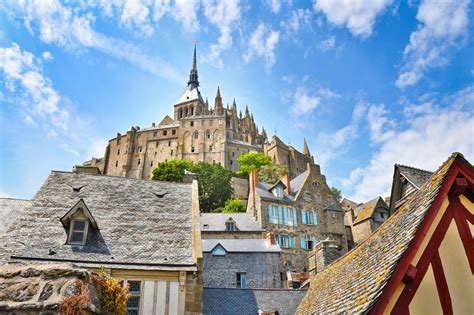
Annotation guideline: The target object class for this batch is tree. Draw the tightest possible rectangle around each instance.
[259,163,288,184]
[221,199,246,213]
[190,161,233,212]
[236,152,272,176]
[151,160,193,182]
[331,186,342,202]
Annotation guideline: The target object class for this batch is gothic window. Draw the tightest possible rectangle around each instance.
[193,131,199,139]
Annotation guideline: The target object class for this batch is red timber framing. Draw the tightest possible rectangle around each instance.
[371,158,474,315]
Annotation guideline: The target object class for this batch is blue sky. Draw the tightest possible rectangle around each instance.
[1,0,473,202]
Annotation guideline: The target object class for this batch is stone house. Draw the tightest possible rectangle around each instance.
[344,196,389,245]
[297,153,473,314]
[200,212,264,239]
[202,235,281,289]
[0,171,204,315]
[389,164,433,215]
[246,163,347,287]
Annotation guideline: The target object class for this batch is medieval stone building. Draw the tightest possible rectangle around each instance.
[84,45,312,179]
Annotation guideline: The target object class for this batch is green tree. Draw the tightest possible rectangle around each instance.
[259,163,288,184]
[331,186,342,202]
[191,161,233,212]
[221,199,246,213]
[151,159,193,182]
[236,152,272,176]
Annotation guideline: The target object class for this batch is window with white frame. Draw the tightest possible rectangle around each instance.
[225,220,236,231]
[68,219,89,245]
[274,185,284,198]
[236,272,246,288]
[300,235,317,250]
[125,280,141,315]
[277,234,289,248]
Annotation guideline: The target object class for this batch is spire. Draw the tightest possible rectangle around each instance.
[214,86,223,115]
[232,98,237,109]
[187,42,199,88]
[245,105,249,116]
[303,138,310,156]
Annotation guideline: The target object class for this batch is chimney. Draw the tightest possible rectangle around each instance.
[282,174,291,195]
[266,232,276,245]
[249,169,259,193]
[308,239,341,276]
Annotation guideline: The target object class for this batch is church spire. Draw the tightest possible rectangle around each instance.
[303,138,311,156]
[187,42,199,88]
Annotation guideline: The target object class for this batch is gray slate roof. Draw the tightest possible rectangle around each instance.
[202,239,281,253]
[204,287,306,315]
[396,164,433,189]
[256,182,294,203]
[0,198,31,236]
[296,153,471,313]
[0,171,197,270]
[200,213,262,231]
[289,170,308,194]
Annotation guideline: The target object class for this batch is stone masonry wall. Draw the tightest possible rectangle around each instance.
[203,252,281,289]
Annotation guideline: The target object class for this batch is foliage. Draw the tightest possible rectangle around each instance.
[236,152,272,176]
[259,163,288,184]
[91,268,129,315]
[331,186,342,202]
[192,161,233,212]
[59,280,90,315]
[151,159,193,182]
[221,199,246,213]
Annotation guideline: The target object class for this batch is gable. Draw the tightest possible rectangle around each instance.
[211,244,227,256]
[60,199,98,229]
[158,115,175,126]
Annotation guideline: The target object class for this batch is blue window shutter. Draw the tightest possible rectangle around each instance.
[289,235,294,248]
[268,205,273,224]
[300,237,306,249]
[302,209,307,224]
[293,208,298,227]
[313,210,317,225]
[284,207,289,225]
[278,206,283,225]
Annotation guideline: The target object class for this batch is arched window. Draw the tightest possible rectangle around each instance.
[194,131,199,139]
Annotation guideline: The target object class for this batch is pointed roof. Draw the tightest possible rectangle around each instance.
[352,197,388,224]
[303,138,310,156]
[158,115,175,126]
[296,153,473,314]
[396,164,433,189]
[187,42,199,88]
[216,86,221,98]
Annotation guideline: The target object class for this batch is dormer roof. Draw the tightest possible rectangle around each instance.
[60,199,98,229]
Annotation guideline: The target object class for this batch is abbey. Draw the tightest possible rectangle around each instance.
[84,46,313,179]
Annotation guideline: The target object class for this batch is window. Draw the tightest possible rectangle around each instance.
[301,209,317,225]
[153,132,157,137]
[139,147,142,152]
[191,146,195,153]
[154,151,157,157]
[190,121,194,127]
[312,181,320,187]
[172,129,176,135]
[117,138,121,144]
[155,142,159,148]
[68,219,88,245]
[168,140,171,146]
[150,161,153,167]
[226,221,236,231]
[230,160,233,165]
[236,272,246,288]
[203,224,209,230]
[201,120,204,126]
[170,150,173,156]
[300,235,317,250]
[163,130,167,136]
[232,152,235,157]
[194,131,199,139]
[275,186,284,198]
[115,161,118,167]
[209,145,212,151]
[212,245,226,256]
[381,212,385,219]
[126,280,141,315]
[137,159,141,165]
[218,119,223,125]
[277,234,294,248]
[117,149,120,155]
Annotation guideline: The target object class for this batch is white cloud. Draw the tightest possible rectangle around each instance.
[172,0,200,31]
[343,85,474,202]
[318,36,335,51]
[291,86,340,116]
[42,51,53,60]
[314,0,393,38]
[396,0,470,89]
[280,9,313,36]
[6,0,183,83]
[88,139,108,158]
[120,0,153,35]
[266,0,282,14]
[0,43,69,131]
[243,24,280,69]
[203,0,241,68]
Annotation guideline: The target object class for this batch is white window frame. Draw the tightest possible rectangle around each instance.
[68,219,89,245]
[123,279,142,315]
[226,221,236,231]
[278,234,289,248]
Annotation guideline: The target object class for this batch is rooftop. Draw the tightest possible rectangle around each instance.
[0,198,31,236]
[202,239,281,253]
[0,171,198,270]
[200,212,263,231]
[396,164,433,189]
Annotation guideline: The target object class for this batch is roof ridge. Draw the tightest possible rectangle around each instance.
[0,197,31,201]
[395,163,433,174]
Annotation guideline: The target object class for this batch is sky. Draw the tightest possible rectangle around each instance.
[0,0,473,203]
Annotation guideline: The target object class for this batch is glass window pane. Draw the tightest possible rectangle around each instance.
[71,231,84,242]
[128,281,141,293]
[73,220,85,231]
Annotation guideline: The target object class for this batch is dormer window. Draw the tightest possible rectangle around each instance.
[69,219,89,244]
[225,219,236,231]
[275,186,284,198]
[60,199,98,246]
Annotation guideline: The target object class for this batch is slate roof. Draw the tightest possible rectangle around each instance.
[396,164,433,189]
[0,198,31,236]
[177,85,204,104]
[0,171,198,271]
[202,239,281,253]
[200,213,263,231]
[297,153,470,314]
[256,182,294,203]
[204,287,306,315]
[352,196,387,224]
[289,170,308,195]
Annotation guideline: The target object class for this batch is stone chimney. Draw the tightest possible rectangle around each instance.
[308,239,341,276]
[266,232,276,245]
[249,169,259,193]
[282,174,291,195]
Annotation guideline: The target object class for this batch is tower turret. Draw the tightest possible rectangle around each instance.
[214,86,223,115]
[187,43,199,88]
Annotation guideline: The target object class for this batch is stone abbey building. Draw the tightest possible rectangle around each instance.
[84,46,313,179]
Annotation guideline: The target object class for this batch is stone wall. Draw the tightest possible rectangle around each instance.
[231,177,249,201]
[0,264,102,314]
[352,220,372,244]
[184,260,204,315]
[203,252,281,289]
[201,231,263,240]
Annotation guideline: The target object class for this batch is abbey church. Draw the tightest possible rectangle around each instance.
[84,46,314,180]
